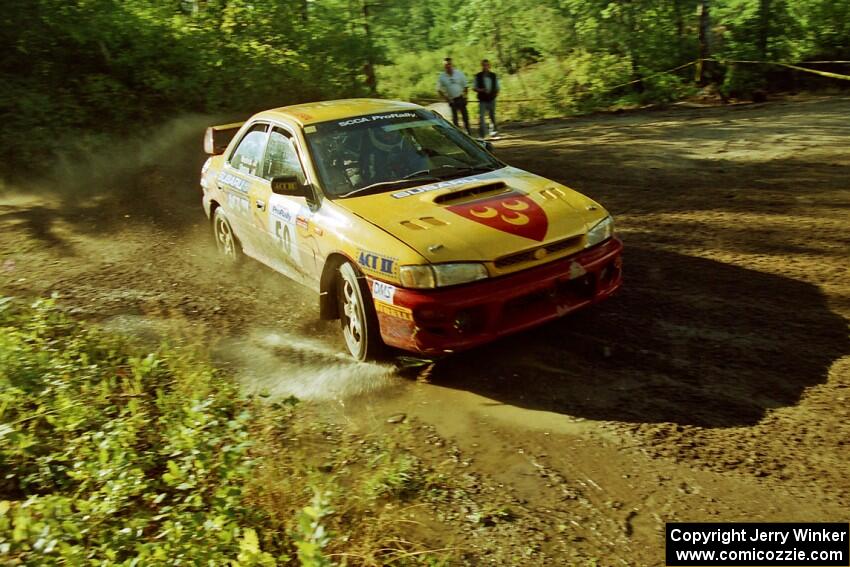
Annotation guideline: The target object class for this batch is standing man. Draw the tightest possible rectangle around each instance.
[437,57,470,134]
[474,59,499,138]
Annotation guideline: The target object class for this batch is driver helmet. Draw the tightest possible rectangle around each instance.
[368,126,404,152]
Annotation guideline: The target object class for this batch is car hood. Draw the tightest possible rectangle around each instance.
[335,166,609,275]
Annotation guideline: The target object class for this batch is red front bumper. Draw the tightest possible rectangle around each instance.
[373,237,623,355]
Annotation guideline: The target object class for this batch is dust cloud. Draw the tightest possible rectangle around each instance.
[0,113,237,202]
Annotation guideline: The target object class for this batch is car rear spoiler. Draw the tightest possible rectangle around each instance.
[204,121,244,155]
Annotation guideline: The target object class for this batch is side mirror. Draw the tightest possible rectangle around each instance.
[476,139,494,153]
[271,175,310,197]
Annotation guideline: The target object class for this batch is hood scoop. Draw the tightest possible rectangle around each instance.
[400,217,449,230]
[433,182,508,205]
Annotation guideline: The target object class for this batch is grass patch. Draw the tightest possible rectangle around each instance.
[0,297,449,565]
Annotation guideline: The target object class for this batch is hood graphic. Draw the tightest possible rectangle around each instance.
[446,189,548,241]
[336,167,607,268]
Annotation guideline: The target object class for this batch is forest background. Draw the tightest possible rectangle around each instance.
[2,0,849,178]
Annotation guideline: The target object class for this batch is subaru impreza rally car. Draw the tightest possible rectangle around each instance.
[200,99,622,360]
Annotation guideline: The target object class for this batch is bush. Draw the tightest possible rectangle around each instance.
[0,297,449,565]
[377,45,488,103]
[493,51,633,120]
[612,70,697,108]
[0,297,283,565]
[721,64,769,100]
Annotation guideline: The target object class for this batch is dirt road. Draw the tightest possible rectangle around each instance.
[2,95,848,565]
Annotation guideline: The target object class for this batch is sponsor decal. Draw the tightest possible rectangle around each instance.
[391,173,492,199]
[447,189,548,241]
[268,195,302,267]
[296,215,309,230]
[338,112,417,128]
[270,204,292,222]
[218,172,249,194]
[371,280,396,304]
[358,250,396,275]
[226,192,250,215]
[275,220,293,257]
[374,302,413,321]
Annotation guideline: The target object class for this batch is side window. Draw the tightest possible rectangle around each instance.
[263,128,305,182]
[229,123,269,177]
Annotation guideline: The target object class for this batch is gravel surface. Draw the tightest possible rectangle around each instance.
[2,94,848,565]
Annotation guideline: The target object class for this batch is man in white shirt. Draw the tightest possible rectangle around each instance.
[436,57,471,134]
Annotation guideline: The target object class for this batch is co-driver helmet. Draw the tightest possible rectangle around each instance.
[368,126,404,152]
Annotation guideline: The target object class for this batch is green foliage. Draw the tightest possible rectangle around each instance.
[0,297,286,564]
[0,297,456,564]
[2,0,850,178]
[363,452,423,500]
[374,0,850,119]
[294,490,334,567]
[793,0,850,59]
[721,63,769,98]
[0,0,374,177]
[615,70,698,108]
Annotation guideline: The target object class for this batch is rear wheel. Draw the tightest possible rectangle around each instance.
[213,207,240,263]
[337,262,382,361]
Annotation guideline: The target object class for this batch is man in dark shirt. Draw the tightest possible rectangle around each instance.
[474,59,499,138]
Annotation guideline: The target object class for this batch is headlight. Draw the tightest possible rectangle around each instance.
[586,216,614,248]
[399,265,435,288]
[433,263,488,287]
[399,263,488,289]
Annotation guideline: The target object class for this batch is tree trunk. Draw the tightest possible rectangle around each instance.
[696,0,711,85]
[494,22,508,73]
[622,0,643,92]
[757,0,771,59]
[362,2,377,94]
[673,0,685,59]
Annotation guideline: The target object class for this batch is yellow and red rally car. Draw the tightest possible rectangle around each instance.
[200,99,622,360]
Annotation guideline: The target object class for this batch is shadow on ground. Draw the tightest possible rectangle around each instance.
[0,114,214,249]
[422,245,849,428]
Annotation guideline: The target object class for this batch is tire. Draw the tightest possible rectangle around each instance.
[336,261,382,361]
[212,207,241,264]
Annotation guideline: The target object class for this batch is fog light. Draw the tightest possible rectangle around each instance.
[416,307,447,322]
[454,311,475,333]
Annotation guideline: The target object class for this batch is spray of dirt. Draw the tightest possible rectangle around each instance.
[215,329,401,401]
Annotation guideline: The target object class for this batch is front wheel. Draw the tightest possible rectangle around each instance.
[212,207,241,264]
[337,262,382,361]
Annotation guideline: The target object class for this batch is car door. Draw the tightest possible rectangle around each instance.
[219,122,270,258]
[253,125,317,282]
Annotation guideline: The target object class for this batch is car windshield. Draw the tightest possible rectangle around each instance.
[304,109,503,198]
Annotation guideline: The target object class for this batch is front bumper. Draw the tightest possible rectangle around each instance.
[372,237,623,354]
